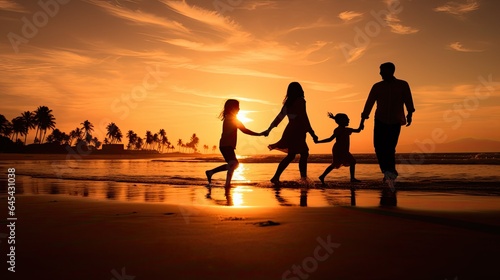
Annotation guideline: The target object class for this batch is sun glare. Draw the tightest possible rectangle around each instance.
[231,163,248,182]
[237,110,253,123]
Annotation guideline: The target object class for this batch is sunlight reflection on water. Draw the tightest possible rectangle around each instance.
[7,176,500,212]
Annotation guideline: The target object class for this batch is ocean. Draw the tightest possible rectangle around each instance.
[1,153,499,208]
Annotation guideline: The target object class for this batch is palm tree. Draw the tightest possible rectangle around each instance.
[162,138,169,153]
[69,127,83,146]
[33,106,56,144]
[135,137,143,150]
[203,144,209,153]
[177,139,183,152]
[62,132,70,145]
[126,130,137,150]
[11,117,25,142]
[189,133,199,153]
[106,122,122,144]
[145,131,153,150]
[158,129,166,152]
[21,111,35,144]
[81,120,94,145]
[212,145,217,153]
[152,133,159,151]
[46,129,66,144]
[0,114,10,137]
[91,137,101,149]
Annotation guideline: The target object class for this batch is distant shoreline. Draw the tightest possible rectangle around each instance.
[0,152,217,161]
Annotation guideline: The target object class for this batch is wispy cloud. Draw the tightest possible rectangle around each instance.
[161,0,244,35]
[338,11,363,23]
[176,63,289,80]
[239,1,278,11]
[277,18,338,37]
[337,44,368,64]
[223,40,331,66]
[88,0,189,33]
[0,0,26,13]
[169,85,277,106]
[385,14,419,34]
[383,1,419,34]
[414,83,500,118]
[162,39,229,52]
[448,41,484,52]
[434,0,480,16]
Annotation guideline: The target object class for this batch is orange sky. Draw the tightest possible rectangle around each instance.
[1,0,499,154]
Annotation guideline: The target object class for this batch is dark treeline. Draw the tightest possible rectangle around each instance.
[0,106,213,154]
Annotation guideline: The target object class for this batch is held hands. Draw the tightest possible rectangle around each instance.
[312,134,319,143]
[358,119,365,131]
[260,128,271,137]
[327,112,335,119]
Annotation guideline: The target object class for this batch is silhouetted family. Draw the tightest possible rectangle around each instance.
[206,62,415,191]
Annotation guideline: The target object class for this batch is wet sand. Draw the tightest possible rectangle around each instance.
[2,179,500,279]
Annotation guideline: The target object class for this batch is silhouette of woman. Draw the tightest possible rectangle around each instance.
[265,82,318,184]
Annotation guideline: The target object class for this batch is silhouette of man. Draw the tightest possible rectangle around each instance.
[361,62,415,182]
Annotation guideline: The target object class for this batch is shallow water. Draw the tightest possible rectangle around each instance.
[1,155,499,210]
[6,176,500,212]
[2,157,499,186]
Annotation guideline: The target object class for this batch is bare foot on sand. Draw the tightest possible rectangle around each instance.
[205,170,213,184]
[319,175,326,185]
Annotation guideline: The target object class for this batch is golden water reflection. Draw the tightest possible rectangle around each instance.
[232,162,249,182]
[12,176,500,211]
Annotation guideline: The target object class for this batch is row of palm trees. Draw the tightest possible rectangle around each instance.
[0,106,56,144]
[1,106,214,153]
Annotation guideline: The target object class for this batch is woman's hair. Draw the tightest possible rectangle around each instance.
[219,99,239,120]
[283,82,304,107]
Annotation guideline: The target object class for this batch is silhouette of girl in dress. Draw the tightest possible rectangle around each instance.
[315,112,363,185]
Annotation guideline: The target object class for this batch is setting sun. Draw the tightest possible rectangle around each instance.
[237,110,253,123]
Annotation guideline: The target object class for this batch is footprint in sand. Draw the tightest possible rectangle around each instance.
[252,220,280,227]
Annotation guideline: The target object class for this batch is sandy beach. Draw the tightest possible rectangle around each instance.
[2,187,500,280]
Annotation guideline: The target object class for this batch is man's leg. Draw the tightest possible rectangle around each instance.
[374,119,388,173]
[386,124,401,175]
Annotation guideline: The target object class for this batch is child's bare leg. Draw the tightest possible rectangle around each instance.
[350,164,360,182]
[225,160,239,187]
[319,164,335,185]
[206,164,228,184]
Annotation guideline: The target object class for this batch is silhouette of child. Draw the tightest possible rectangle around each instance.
[205,99,267,187]
[315,112,364,185]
